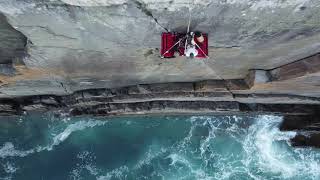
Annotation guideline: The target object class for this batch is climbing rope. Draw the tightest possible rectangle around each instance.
[186,0,234,98]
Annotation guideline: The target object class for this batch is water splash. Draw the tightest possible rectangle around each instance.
[97,166,129,180]
[69,151,99,180]
[129,115,320,180]
[0,120,107,158]
[1,114,319,180]
[243,115,320,179]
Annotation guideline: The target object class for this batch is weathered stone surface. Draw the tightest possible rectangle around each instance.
[70,100,240,116]
[0,0,319,96]
[40,96,59,106]
[130,82,195,93]
[245,70,271,88]
[0,81,318,116]
[270,53,320,81]
[0,0,320,148]
[0,12,26,64]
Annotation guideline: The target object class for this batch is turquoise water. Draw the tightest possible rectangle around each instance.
[0,113,319,180]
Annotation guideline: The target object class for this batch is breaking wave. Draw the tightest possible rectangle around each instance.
[98,115,320,180]
[0,120,107,159]
[244,115,320,179]
[1,114,319,179]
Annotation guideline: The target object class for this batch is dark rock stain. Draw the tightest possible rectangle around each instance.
[299,6,307,11]
[143,49,153,57]
[133,0,169,32]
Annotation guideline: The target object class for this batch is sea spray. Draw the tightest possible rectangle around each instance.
[69,151,99,179]
[0,120,107,158]
[0,114,319,180]
[47,120,107,150]
[242,115,320,179]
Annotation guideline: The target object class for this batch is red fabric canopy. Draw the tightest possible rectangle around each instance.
[161,32,175,58]
[161,32,208,58]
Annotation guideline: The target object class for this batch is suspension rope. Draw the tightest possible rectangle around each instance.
[186,0,234,98]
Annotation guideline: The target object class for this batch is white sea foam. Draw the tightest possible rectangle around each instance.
[0,142,35,158]
[166,153,214,180]
[134,145,166,169]
[169,115,320,179]
[1,114,319,179]
[2,162,18,174]
[48,120,107,150]
[69,151,99,180]
[0,162,19,180]
[0,120,107,159]
[167,153,191,167]
[254,116,297,176]
[97,166,129,180]
[242,115,320,179]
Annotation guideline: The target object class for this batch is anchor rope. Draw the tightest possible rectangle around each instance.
[187,0,235,98]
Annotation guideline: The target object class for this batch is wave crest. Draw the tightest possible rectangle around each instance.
[0,120,107,158]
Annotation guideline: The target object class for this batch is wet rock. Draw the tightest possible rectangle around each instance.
[280,115,320,131]
[0,104,16,115]
[40,96,59,106]
[290,133,320,148]
[239,103,320,114]
[0,82,319,118]
[23,104,48,111]
[280,114,320,148]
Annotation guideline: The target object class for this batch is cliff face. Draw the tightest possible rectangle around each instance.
[0,1,320,148]
[0,0,319,97]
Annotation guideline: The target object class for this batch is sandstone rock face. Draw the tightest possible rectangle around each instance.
[0,0,320,96]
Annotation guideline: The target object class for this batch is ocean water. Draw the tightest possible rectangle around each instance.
[0,113,319,180]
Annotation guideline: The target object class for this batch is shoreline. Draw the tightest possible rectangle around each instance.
[0,80,319,116]
[0,86,319,116]
[0,80,319,148]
